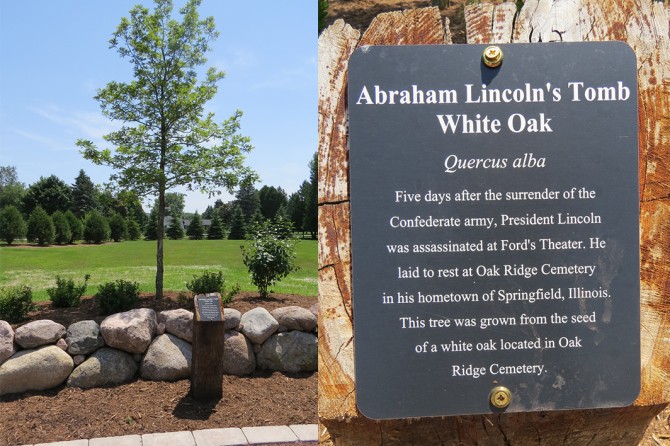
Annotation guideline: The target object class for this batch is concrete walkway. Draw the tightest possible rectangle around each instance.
[22,424,318,446]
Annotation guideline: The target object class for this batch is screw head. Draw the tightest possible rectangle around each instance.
[482,45,504,68]
[489,386,512,409]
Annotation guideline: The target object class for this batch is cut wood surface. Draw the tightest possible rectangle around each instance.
[318,2,669,445]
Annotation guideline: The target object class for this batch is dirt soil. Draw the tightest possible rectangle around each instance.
[0,293,317,446]
[323,1,670,444]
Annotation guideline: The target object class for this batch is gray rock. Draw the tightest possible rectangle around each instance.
[66,320,104,355]
[156,322,166,335]
[158,309,193,342]
[14,320,66,349]
[271,306,317,332]
[240,308,278,344]
[67,348,138,389]
[257,331,318,373]
[0,321,16,365]
[309,303,318,319]
[223,308,241,330]
[0,346,74,396]
[223,330,255,376]
[100,309,157,354]
[140,334,192,381]
[73,355,86,366]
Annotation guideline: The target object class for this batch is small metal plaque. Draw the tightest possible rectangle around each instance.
[348,42,640,419]
[195,295,223,322]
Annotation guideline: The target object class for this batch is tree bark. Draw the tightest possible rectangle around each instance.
[318,3,670,445]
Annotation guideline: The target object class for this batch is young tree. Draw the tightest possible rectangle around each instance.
[207,211,225,240]
[235,181,260,228]
[144,207,159,241]
[51,211,72,245]
[241,219,299,299]
[27,206,55,245]
[70,169,98,218]
[77,0,255,297]
[64,210,83,244]
[186,211,205,240]
[166,210,185,240]
[227,204,246,240]
[108,213,128,242]
[127,218,142,240]
[303,152,318,239]
[0,205,26,245]
[287,180,309,235]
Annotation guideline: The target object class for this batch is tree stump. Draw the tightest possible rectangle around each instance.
[318,3,669,445]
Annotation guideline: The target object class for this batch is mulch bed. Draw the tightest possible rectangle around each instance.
[0,293,317,446]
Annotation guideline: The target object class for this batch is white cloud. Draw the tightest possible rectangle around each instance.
[213,46,258,72]
[12,129,69,151]
[29,104,119,143]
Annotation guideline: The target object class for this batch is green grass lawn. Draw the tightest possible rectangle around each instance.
[0,239,317,301]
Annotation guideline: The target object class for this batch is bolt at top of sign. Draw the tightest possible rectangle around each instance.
[483,46,503,68]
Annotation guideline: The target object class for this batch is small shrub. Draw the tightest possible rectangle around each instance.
[0,286,34,323]
[96,280,140,314]
[185,271,239,305]
[27,206,54,245]
[0,205,26,245]
[186,270,225,295]
[84,211,110,244]
[47,274,90,308]
[52,211,72,245]
[108,213,127,242]
[241,220,299,299]
[65,210,83,243]
[223,282,241,305]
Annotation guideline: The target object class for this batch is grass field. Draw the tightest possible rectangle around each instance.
[0,239,317,302]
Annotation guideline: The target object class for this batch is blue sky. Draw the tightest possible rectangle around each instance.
[0,1,316,213]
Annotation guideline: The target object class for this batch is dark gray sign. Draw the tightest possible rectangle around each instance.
[195,295,223,322]
[348,42,640,419]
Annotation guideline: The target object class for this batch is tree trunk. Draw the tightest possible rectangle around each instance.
[156,184,165,299]
[318,3,670,445]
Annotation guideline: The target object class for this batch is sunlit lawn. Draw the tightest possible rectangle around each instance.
[0,239,317,302]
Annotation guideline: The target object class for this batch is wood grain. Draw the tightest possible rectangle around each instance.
[318,3,670,444]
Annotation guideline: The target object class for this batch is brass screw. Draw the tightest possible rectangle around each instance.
[489,386,512,409]
[482,46,503,68]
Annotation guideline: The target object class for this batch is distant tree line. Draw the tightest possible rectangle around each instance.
[0,152,317,245]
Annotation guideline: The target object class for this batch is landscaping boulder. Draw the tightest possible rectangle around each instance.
[66,320,104,355]
[100,309,157,354]
[223,308,241,330]
[240,308,279,344]
[0,321,16,365]
[309,302,318,319]
[140,334,192,381]
[0,346,74,396]
[67,348,137,389]
[14,320,66,349]
[223,330,255,376]
[158,309,193,342]
[271,306,317,332]
[257,331,318,373]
